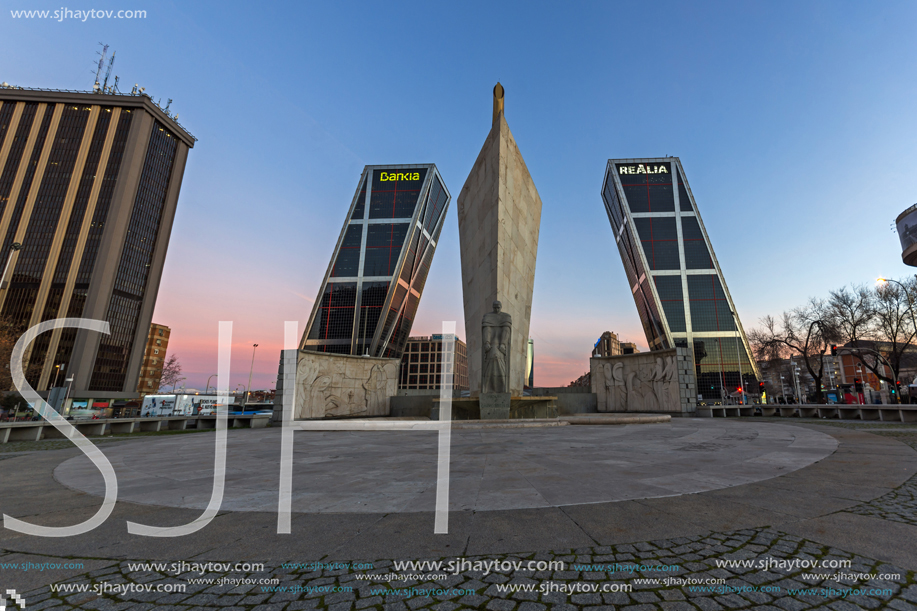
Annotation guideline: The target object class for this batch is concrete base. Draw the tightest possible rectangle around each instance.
[479,393,511,419]
[167,419,189,431]
[138,420,162,432]
[431,396,558,421]
[7,426,41,441]
[109,421,135,434]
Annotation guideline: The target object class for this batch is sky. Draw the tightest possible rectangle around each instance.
[3,0,917,391]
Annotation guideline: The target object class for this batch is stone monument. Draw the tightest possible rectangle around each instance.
[272,350,399,421]
[590,347,696,414]
[480,301,512,418]
[458,83,542,397]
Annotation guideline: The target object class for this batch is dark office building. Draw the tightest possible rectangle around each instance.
[601,158,759,401]
[301,165,451,358]
[0,86,194,400]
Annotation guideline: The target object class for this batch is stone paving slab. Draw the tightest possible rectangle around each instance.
[51,421,837,514]
[1,421,916,609]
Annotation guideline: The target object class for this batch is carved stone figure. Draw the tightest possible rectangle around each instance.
[481,300,512,394]
[590,349,693,413]
[603,361,627,411]
[363,364,388,413]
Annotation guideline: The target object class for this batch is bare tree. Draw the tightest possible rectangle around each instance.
[832,278,917,403]
[158,354,182,391]
[749,298,837,403]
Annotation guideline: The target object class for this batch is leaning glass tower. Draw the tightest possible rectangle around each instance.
[601,157,759,401]
[301,164,450,358]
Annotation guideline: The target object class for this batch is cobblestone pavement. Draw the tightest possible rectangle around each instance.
[8,526,916,610]
[847,434,917,527]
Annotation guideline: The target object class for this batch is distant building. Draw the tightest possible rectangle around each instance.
[136,323,170,396]
[0,86,194,402]
[592,331,622,357]
[300,165,451,359]
[399,335,468,391]
[569,371,590,388]
[621,342,639,355]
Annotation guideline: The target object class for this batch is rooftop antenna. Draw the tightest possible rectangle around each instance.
[164,98,172,113]
[92,43,108,91]
[102,50,116,91]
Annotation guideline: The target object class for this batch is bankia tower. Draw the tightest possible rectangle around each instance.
[601,157,759,401]
[301,165,450,358]
[0,86,194,401]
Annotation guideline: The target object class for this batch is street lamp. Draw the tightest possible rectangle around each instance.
[245,343,258,406]
[52,362,65,388]
[63,375,74,416]
[205,374,217,394]
[0,242,22,290]
[780,374,787,403]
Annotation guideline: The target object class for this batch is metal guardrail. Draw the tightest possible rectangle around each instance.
[696,403,917,423]
[0,414,270,444]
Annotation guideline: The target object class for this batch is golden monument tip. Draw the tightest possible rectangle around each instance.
[492,82,504,126]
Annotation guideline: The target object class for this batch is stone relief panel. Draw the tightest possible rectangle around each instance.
[294,351,399,419]
[591,348,696,414]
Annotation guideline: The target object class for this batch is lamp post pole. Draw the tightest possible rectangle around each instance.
[52,363,65,388]
[0,242,22,291]
[64,375,74,416]
[205,374,217,394]
[731,311,745,405]
[245,344,258,406]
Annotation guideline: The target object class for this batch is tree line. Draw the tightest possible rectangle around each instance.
[749,276,917,404]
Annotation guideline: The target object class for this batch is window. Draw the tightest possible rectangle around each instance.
[634,217,679,270]
[654,276,686,332]
[682,217,713,269]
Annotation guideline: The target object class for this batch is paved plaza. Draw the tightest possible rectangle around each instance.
[53,420,836,513]
[1,419,917,610]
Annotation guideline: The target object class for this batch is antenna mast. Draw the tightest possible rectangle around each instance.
[102,50,116,91]
[92,43,108,91]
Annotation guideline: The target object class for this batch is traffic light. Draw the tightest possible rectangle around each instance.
[831,345,837,356]
[759,381,765,394]
[855,379,862,392]
[737,386,742,393]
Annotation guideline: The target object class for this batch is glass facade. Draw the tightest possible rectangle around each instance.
[0,91,193,398]
[90,121,178,391]
[302,165,450,359]
[602,158,758,401]
[52,109,134,380]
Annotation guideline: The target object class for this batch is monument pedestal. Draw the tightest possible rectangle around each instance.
[479,393,512,420]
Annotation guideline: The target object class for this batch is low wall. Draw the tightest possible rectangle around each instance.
[529,388,597,415]
[591,347,696,414]
[273,350,399,421]
[390,395,435,418]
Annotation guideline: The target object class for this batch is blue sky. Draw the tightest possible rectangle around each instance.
[3,0,916,388]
